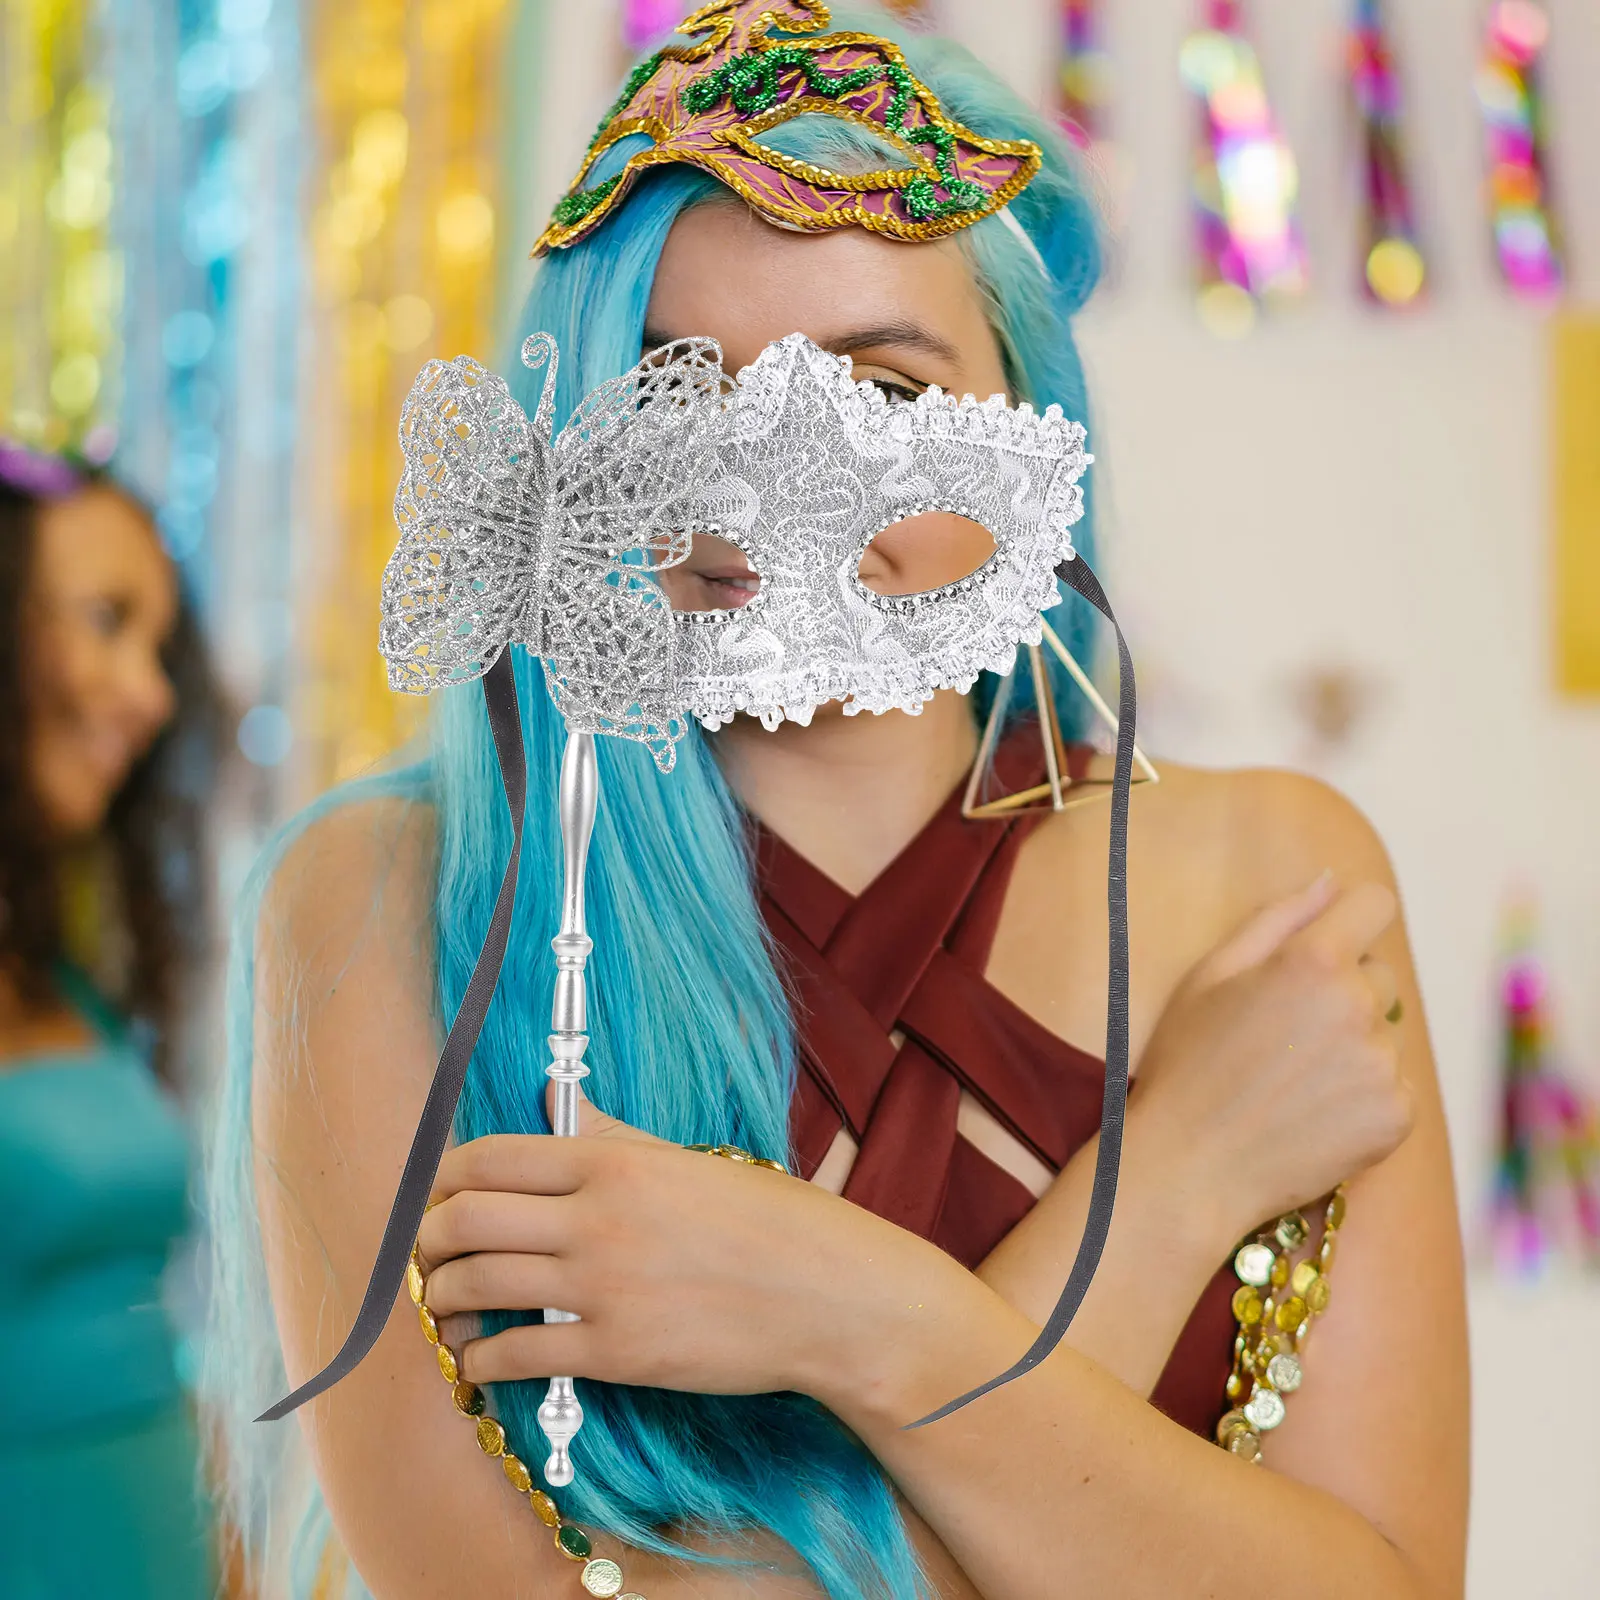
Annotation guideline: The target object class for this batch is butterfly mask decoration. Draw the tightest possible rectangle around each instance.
[380,332,728,771]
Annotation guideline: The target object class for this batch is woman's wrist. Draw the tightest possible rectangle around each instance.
[798,1242,1030,1434]
[1121,1091,1248,1264]
[984,1097,1247,1399]
[791,1091,1256,1429]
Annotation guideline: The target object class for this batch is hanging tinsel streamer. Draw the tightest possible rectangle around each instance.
[621,0,932,45]
[1491,900,1600,1279]
[108,0,304,822]
[1475,0,1561,300]
[620,0,685,54]
[302,0,517,791]
[1056,0,1128,279]
[1348,0,1426,309]
[1180,0,1307,338]
[1,0,120,457]
[1058,0,1110,153]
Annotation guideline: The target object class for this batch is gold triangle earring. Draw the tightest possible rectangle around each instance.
[961,617,1160,819]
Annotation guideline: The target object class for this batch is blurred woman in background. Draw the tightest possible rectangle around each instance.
[0,443,226,1600]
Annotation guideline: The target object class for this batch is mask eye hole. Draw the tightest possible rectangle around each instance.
[652,531,763,614]
[857,512,997,598]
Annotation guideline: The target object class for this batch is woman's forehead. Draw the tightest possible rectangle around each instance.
[645,202,995,373]
[34,489,174,605]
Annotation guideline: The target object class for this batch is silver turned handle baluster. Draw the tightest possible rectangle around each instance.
[539,731,597,1487]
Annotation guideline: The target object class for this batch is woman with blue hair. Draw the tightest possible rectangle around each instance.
[207,7,1468,1597]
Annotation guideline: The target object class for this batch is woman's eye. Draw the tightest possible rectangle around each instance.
[83,597,129,637]
[865,376,925,406]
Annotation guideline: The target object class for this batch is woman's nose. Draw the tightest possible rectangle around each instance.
[124,650,178,740]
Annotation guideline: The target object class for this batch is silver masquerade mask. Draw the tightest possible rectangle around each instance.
[681,333,1090,731]
[380,331,1091,756]
[266,332,1138,1502]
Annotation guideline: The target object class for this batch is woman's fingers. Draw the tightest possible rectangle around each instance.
[431,1133,589,1205]
[458,1321,592,1386]
[423,1250,570,1318]
[430,1101,670,1212]
[543,1081,669,1146]
[1359,955,1400,1022]
[1290,879,1398,969]
[1192,869,1338,985]
[417,1188,570,1267]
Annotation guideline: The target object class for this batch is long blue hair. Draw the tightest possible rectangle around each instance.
[204,14,1104,1599]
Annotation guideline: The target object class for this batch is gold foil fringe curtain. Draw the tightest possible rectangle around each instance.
[2,0,120,457]
[300,0,516,794]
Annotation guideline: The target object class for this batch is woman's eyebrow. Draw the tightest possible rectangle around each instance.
[641,320,961,364]
[818,321,961,364]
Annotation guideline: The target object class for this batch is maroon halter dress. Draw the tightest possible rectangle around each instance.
[754,736,1239,1438]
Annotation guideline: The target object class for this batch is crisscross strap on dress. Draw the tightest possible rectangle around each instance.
[755,726,1240,1437]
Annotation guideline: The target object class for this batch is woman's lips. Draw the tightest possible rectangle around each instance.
[80,724,137,783]
[694,571,760,608]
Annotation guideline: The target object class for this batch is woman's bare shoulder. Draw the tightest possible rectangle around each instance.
[252,794,442,1105]
[260,794,437,975]
[1186,761,1395,898]
[1072,751,1395,895]
[252,795,444,1219]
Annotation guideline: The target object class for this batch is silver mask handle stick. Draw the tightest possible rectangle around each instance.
[537,729,597,1487]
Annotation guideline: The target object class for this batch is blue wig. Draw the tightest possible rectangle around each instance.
[204,14,1105,1599]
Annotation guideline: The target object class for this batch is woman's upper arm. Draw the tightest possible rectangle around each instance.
[251,797,840,1600]
[1232,771,1469,1599]
[252,796,559,1598]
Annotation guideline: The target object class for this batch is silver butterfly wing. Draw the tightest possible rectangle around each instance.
[382,355,548,692]
[537,337,728,771]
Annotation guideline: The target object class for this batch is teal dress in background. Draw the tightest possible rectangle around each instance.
[0,973,213,1600]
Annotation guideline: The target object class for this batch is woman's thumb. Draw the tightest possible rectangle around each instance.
[1191,870,1337,987]
[542,1079,664,1143]
[544,1078,603,1134]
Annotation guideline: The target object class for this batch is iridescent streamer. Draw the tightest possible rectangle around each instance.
[1348,0,1426,309]
[1,0,120,456]
[108,0,304,814]
[1058,0,1110,152]
[622,0,932,47]
[1476,0,1562,300]
[1180,0,1307,337]
[1491,901,1600,1278]
[302,0,518,790]
[1553,314,1600,696]
[620,0,684,53]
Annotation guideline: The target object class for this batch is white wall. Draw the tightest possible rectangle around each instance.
[1039,5,1600,1594]
[532,3,1600,1592]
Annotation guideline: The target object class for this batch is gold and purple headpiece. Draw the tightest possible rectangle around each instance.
[533,0,1042,254]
